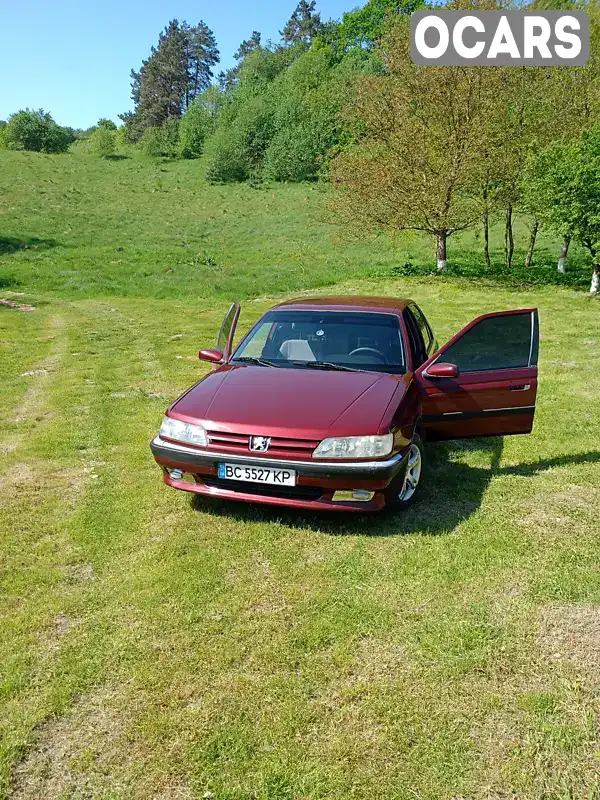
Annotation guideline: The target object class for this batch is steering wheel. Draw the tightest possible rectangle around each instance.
[349,347,388,364]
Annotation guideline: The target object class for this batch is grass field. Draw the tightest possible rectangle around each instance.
[0,149,595,300]
[1,150,600,799]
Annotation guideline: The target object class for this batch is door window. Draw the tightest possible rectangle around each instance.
[403,309,427,368]
[409,303,435,354]
[217,303,240,355]
[438,312,537,373]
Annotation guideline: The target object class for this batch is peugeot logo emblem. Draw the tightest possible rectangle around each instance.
[250,436,271,453]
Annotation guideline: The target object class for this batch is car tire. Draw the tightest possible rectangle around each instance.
[384,433,425,511]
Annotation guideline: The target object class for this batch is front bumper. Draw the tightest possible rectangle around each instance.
[150,436,408,512]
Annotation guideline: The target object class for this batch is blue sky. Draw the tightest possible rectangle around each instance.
[0,0,354,129]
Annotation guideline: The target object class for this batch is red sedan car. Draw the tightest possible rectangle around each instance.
[150,297,539,512]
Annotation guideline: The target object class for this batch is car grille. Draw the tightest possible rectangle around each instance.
[202,477,324,502]
[205,429,319,459]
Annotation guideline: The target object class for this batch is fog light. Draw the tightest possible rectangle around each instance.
[170,469,184,480]
[332,490,375,503]
[352,490,375,502]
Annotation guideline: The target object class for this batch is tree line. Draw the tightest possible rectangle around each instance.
[114,0,414,183]
[2,0,600,291]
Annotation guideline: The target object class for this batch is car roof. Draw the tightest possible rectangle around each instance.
[272,296,412,313]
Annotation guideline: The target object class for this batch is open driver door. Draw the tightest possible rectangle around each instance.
[216,302,241,362]
[415,309,539,441]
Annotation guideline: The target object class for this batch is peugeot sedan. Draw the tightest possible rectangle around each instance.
[150,297,539,512]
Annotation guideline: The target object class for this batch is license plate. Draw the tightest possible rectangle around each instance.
[218,463,297,487]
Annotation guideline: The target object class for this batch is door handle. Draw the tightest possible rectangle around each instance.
[510,384,531,392]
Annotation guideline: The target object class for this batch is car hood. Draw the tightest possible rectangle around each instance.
[170,364,405,439]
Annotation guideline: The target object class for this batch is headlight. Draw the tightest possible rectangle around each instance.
[313,434,394,460]
[160,416,208,447]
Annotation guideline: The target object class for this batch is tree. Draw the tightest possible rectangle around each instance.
[491,0,600,271]
[126,20,219,139]
[182,21,220,107]
[329,18,499,271]
[263,43,352,181]
[281,1,324,45]
[219,31,263,89]
[4,109,71,153]
[236,31,262,61]
[334,0,422,51]
[97,118,117,130]
[90,125,116,157]
[522,125,600,295]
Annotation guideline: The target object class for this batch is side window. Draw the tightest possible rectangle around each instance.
[403,309,427,369]
[410,303,435,354]
[217,303,239,354]
[441,312,536,373]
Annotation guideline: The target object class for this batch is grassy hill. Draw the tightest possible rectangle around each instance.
[0,149,594,301]
[1,150,600,800]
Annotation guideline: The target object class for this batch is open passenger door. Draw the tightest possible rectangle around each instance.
[415,309,539,441]
[217,302,241,362]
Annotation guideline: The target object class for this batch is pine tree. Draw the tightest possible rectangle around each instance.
[281,1,323,45]
[125,20,219,139]
[235,31,262,61]
[219,31,262,90]
[183,21,220,108]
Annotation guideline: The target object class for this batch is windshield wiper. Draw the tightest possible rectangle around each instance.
[235,357,281,368]
[289,360,363,373]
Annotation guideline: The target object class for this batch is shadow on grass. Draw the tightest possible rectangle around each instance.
[105,154,130,161]
[191,440,600,537]
[0,236,58,255]
[0,273,19,289]
[385,249,592,291]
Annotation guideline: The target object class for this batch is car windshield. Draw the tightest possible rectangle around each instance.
[232,310,406,374]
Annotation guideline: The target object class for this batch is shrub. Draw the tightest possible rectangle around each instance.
[204,127,248,182]
[140,117,180,158]
[264,123,321,181]
[234,96,275,171]
[90,126,116,158]
[179,99,211,159]
[265,102,337,182]
[160,117,180,157]
[140,127,164,157]
[115,126,130,150]
[4,109,71,153]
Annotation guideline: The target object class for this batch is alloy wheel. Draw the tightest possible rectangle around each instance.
[398,443,422,502]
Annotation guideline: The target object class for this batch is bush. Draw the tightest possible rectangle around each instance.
[264,123,321,181]
[265,102,336,182]
[115,126,130,150]
[4,109,71,153]
[179,99,212,159]
[90,126,116,158]
[160,117,180,157]
[204,127,249,182]
[140,117,180,158]
[234,96,275,171]
[140,127,164,157]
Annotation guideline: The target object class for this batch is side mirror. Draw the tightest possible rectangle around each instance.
[426,362,459,379]
[199,349,224,364]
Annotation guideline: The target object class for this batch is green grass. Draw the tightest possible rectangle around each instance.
[1,150,600,799]
[0,149,595,301]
